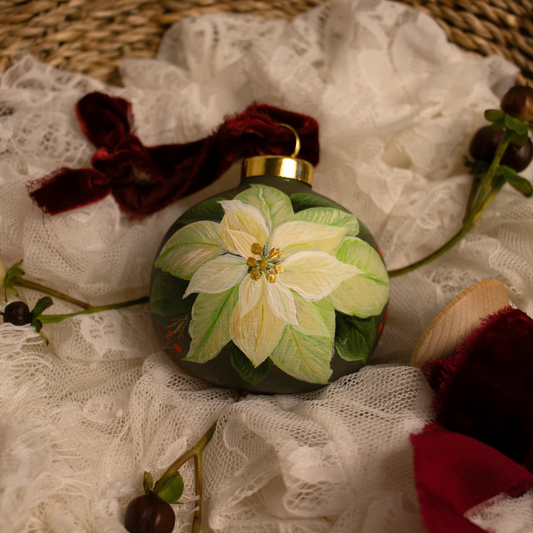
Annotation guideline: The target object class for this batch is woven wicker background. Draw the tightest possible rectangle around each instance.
[1,0,532,86]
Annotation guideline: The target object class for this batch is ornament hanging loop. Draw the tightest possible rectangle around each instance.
[279,123,301,158]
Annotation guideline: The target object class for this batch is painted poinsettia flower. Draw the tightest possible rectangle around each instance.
[155,184,388,383]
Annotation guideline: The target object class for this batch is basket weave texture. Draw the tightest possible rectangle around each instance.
[1,0,532,85]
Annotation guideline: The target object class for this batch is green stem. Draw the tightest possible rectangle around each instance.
[39,296,149,324]
[388,225,471,278]
[14,278,91,309]
[162,422,217,478]
[389,128,513,278]
[191,452,203,533]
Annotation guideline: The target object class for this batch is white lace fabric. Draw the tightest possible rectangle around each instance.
[1,0,532,531]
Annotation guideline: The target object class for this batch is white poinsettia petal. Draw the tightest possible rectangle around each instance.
[238,275,263,318]
[266,281,298,326]
[269,326,333,384]
[270,221,347,258]
[290,207,359,237]
[230,278,285,367]
[184,254,248,297]
[280,251,360,301]
[234,184,294,232]
[184,288,238,364]
[219,200,269,258]
[292,293,333,338]
[155,221,224,280]
[330,238,389,317]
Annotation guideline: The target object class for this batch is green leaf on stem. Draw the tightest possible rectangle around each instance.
[229,342,272,385]
[143,471,154,495]
[496,165,533,197]
[3,260,25,302]
[504,114,529,136]
[485,109,505,130]
[509,131,529,147]
[32,296,54,318]
[153,474,184,504]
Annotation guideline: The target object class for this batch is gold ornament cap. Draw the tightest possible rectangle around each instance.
[242,124,313,185]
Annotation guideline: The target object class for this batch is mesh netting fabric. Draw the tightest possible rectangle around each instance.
[1,0,533,531]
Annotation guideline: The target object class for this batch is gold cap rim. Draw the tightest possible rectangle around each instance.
[242,155,313,185]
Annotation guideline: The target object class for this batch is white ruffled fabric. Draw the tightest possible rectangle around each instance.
[1,0,532,531]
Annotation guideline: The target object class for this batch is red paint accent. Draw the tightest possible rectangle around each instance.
[378,323,383,334]
[174,343,182,353]
[384,305,389,320]
[180,333,185,338]
[168,330,173,337]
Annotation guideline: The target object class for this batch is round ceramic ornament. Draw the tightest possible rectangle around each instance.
[150,128,389,393]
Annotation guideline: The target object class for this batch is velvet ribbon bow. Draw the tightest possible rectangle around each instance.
[412,307,533,532]
[27,93,319,217]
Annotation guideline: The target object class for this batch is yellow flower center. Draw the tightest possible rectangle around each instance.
[248,243,283,283]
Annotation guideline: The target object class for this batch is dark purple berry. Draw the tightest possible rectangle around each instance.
[469,126,533,172]
[501,138,533,172]
[124,495,175,533]
[501,85,533,122]
[2,301,32,325]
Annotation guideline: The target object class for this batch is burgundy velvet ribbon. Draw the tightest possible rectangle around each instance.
[27,92,320,217]
[411,424,533,533]
[411,307,533,532]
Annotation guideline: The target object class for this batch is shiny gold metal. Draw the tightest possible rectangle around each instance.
[241,123,313,185]
[279,123,300,158]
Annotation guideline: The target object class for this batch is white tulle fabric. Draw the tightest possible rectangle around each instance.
[1,0,532,531]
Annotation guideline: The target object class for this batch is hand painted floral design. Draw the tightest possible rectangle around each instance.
[155,184,388,384]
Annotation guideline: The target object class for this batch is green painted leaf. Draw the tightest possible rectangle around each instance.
[150,273,197,316]
[184,287,238,364]
[496,165,533,197]
[174,197,226,227]
[293,293,335,338]
[291,207,359,236]
[235,184,294,231]
[269,326,333,384]
[155,221,225,280]
[335,313,375,362]
[229,342,272,385]
[290,192,347,214]
[505,114,528,135]
[153,474,184,504]
[32,296,54,318]
[331,237,389,318]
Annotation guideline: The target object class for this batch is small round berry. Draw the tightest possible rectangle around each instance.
[501,137,533,172]
[124,495,175,533]
[500,85,533,122]
[469,126,533,172]
[469,126,503,162]
[2,301,32,325]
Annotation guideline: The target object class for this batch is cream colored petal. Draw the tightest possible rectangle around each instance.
[184,254,247,297]
[292,293,333,338]
[280,251,360,301]
[238,275,263,318]
[266,280,298,326]
[219,200,269,258]
[230,278,285,367]
[270,221,347,258]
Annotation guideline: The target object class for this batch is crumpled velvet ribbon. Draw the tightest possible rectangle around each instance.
[412,307,533,532]
[27,92,319,217]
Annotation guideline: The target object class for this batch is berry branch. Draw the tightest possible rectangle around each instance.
[389,85,533,278]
